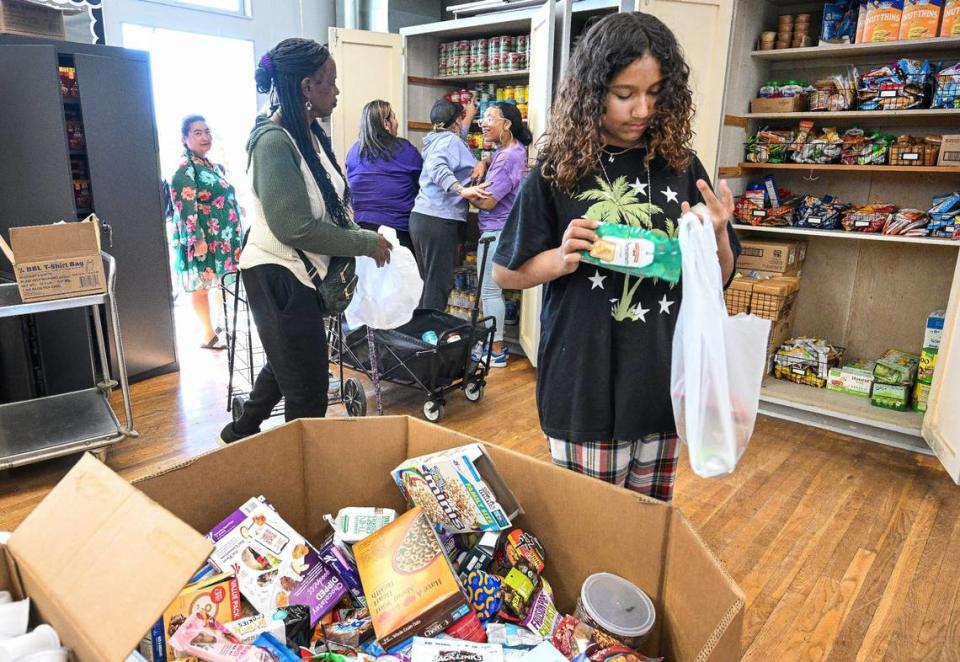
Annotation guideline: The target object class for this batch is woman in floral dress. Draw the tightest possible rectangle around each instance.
[170,115,244,349]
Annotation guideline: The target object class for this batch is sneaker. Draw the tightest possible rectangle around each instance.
[219,421,257,445]
[489,350,509,368]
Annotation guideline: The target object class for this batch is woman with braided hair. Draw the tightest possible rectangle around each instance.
[220,38,392,444]
[492,12,741,501]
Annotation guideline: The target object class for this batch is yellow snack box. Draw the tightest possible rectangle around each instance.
[899,0,944,39]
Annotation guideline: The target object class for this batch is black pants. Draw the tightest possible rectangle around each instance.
[233,264,329,434]
[358,221,414,253]
[409,211,463,311]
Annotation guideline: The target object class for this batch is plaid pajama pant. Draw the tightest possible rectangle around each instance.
[548,433,680,502]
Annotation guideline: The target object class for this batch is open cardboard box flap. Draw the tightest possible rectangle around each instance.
[2,454,212,661]
[133,417,745,661]
[9,220,102,264]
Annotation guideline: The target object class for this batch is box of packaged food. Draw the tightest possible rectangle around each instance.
[864,0,905,42]
[873,349,920,386]
[899,0,943,39]
[938,135,960,166]
[872,383,910,411]
[924,309,946,349]
[354,507,470,648]
[749,96,807,114]
[919,347,938,384]
[942,0,960,34]
[207,496,347,625]
[736,239,807,274]
[827,361,876,397]
[913,381,932,412]
[392,443,521,534]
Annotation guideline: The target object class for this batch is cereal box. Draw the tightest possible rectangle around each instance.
[899,0,943,38]
[392,444,521,534]
[354,507,470,648]
[140,572,242,662]
[942,0,960,34]
[207,497,347,625]
[864,0,905,41]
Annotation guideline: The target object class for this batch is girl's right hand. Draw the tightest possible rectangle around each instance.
[459,181,492,203]
[558,218,599,275]
[371,234,393,267]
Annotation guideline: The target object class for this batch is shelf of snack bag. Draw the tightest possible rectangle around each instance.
[751,2,960,61]
[730,174,960,242]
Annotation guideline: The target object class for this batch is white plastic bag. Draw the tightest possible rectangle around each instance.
[344,227,423,330]
[670,211,771,478]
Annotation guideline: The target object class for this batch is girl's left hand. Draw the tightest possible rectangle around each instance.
[681,179,735,237]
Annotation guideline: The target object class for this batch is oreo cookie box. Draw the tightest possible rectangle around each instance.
[207,496,347,625]
[391,444,521,534]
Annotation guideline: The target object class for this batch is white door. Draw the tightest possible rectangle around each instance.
[328,28,405,165]
[923,258,960,483]
[633,0,734,177]
[518,0,557,367]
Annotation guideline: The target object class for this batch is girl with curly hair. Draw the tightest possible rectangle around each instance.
[493,12,740,502]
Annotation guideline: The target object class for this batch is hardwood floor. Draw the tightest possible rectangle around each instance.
[1,325,958,660]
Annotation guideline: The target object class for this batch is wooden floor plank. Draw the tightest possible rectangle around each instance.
[2,307,960,660]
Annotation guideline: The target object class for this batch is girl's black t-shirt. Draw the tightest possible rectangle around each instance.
[493,150,741,442]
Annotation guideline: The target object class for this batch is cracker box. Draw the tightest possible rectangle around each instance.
[827,362,876,397]
[942,0,960,34]
[864,0,905,41]
[392,444,521,534]
[207,496,347,625]
[924,310,946,349]
[899,0,944,38]
[140,572,243,662]
[354,507,470,649]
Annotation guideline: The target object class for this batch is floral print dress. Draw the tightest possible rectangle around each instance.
[169,153,243,292]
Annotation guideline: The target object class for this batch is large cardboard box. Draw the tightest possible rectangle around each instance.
[0,419,745,661]
[737,239,807,274]
[0,220,106,303]
[0,455,213,661]
[0,0,64,39]
[749,96,807,114]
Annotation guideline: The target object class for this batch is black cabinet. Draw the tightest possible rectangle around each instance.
[0,35,177,401]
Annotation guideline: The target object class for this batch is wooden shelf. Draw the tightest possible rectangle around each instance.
[736,109,960,126]
[759,377,930,454]
[410,70,530,86]
[731,162,960,175]
[751,35,960,61]
[732,223,960,247]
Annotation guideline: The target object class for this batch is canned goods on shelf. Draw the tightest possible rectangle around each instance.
[500,35,515,53]
[457,40,470,54]
[507,52,522,71]
[517,34,528,52]
[503,85,515,100]
[457,56,470,76]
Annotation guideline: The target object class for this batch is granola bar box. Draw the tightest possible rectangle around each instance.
[354,507,470,648]
[391,444,521,534]
[207,496,346,625]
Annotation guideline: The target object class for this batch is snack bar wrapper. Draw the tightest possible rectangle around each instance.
[167,613,275,662]
[580,223,681,283]
[207,497,347,625]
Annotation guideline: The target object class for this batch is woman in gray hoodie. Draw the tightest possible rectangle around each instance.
[410,98,491,310]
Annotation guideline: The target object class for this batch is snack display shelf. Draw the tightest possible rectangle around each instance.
[731,223,960,247]
[410,70,530,85]
[736,108,960,126]
[759,377,930,455]
[751,35,960,62]
[734,162,960,174]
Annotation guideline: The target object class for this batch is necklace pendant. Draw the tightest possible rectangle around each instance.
[608,154,615,163]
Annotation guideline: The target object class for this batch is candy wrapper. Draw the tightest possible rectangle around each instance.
[579,223,681,283]
[883,209,930,235]
[324,610,374,647]
[793,195,849,230]
[281,604,314,649]
[840,129,892,166]
[167,613,274,662]
[745,129,793,164]
[520,587,561,639]
[791,126,843,164]
[445,610,488,643]
[499,559,542,620]
[550,617,661,662]
[928,192,960,238]
[842,204,895,233]
[486,623,543,649]
[500,530,546,575]
[858,59,933,110]
[253,632,300,661]
[467,570,504,623]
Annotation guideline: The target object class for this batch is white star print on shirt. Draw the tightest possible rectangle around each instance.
[658,294,675,315]
[588,270,607,290]
[629,177,648,198]
[634,302,650,322]
[661,186,678,204]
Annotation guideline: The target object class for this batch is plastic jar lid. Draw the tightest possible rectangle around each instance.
[580,573,656,638]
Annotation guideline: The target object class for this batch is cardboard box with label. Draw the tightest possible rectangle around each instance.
[0,419,745,661]
[736,239,807,274]
[0,219,106,303]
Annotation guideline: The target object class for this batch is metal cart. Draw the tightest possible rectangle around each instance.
[0,253,137,470]
[221,272,367,423]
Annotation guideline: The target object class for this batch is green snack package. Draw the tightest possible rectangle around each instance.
[580,222,682,282]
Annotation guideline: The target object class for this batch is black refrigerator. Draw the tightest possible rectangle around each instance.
[0,34,177,402]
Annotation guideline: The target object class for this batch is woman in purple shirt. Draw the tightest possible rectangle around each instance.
[346,100,422,251]
[474,101,532,367]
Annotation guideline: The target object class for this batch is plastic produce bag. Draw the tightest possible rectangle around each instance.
[670,210,771,478]
[344,227,423,330]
